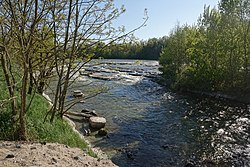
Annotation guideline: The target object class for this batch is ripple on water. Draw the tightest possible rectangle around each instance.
[66,59,250,167]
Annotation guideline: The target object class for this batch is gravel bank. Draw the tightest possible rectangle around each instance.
[0,141,118,167]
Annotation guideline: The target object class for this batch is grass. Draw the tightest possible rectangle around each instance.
[0,69,96,157]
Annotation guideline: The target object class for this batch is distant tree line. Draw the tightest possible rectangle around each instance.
[91,37,167,60]
[82,0,249,94]
[159,0,250,92]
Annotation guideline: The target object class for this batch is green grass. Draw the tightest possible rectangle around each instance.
[0,70,16,139]
[0,70,96,157]
[26,94,96,157]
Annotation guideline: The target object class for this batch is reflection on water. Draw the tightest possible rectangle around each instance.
[69,59,249,167]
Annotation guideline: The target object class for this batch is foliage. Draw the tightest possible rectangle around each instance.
[0,0,146,140]
[0,68,18,139]
[0,72,95,156]
[94,37,167,60]
[160,0,250,92]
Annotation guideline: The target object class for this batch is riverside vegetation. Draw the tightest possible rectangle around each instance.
[159,0,250,94]
[0,0,249,163]
[98,0,250,98]
[0,0,146,153]
[0,69,95,156]
[0,0,147,142]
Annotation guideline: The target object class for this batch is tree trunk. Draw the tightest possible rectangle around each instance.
[243,31,248,86]
[19,61,28,140]
[28,59,33,95]
[50,0,73,122]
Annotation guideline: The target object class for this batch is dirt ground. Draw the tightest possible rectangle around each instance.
[0,141,118,167]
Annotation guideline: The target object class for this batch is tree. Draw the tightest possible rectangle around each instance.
[159,24,189,86]
[0,0,55,140]
[160,0,250,92]
[0,0,147,140]
[219,0,250,88]
[47,0,147,122]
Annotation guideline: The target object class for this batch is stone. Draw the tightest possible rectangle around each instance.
[73,90,83,97]
[81,109,98,116]
[6,154,15,158]
[40,141,46,145]
[16,144,21,148]
[98,128,108,136]
[89,117,106,129]
[73,90,82,94]
[73,156,82,160]
[83,129,91,136]
[6,143,11,146]
[30,146,36,150]
[73,156,79,160]
[52,157,57,164]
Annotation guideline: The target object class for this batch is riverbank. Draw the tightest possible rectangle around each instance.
[157,76,250,105]
[0,92,117,166]
[42,91,111,159]
[0,141,117,167]
[182,89,250,105]
[0,69,86,145]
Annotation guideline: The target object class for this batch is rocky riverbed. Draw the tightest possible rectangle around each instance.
[0,141,117,167]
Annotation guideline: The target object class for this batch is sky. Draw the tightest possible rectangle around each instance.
[113,0,219,40]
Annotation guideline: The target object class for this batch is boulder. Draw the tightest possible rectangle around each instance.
[73,90,83,97]
[89,117,106,129]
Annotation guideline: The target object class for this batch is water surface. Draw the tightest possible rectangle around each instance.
[68,59,250,167]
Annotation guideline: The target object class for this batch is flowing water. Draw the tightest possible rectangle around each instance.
[63,59,249,167]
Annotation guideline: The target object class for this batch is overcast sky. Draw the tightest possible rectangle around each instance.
[113,0,219,40]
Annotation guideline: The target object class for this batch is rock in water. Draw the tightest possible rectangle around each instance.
[89,117,106,129]
[98,128,108,136]
[73,90,83,97]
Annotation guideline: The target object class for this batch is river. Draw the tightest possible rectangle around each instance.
[63,59,250,167]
